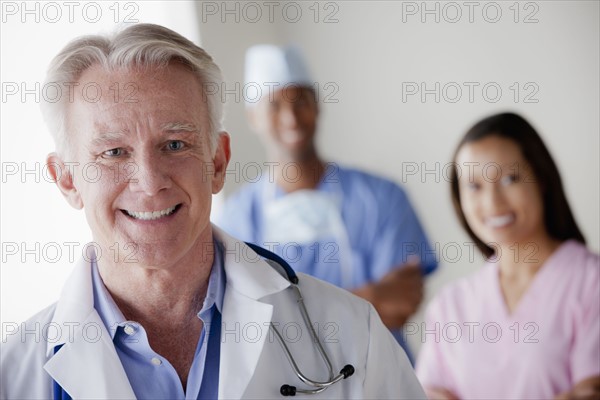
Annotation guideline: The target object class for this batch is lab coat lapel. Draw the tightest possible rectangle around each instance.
[43,255,135,399]
[43,311,136,399]
[218,288,274,400]
[214,227,290,399]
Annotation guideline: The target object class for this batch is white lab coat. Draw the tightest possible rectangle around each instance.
[1,226,425,399]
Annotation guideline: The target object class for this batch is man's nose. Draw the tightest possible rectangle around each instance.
[279,104,300,128]
[128,153,171,196]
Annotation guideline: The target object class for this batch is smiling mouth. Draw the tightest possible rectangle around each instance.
[121,204,182,221]
[486,214,515,228]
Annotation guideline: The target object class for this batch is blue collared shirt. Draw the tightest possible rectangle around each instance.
[91,240,226,399]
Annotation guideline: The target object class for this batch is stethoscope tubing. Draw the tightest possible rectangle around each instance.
[271,285,335,387]
[270,283,354,396]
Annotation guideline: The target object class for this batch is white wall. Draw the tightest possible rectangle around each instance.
[198,1,599,354]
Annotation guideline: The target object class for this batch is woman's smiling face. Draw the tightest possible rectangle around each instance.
[455,135,546,248]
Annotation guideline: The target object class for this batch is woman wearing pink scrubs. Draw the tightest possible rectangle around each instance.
[416,113,599,399]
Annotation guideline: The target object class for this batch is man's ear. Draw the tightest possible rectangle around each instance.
[46,152,83,209]
[211,132,231,194]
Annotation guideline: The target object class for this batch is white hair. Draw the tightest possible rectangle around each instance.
[40,23,225,158]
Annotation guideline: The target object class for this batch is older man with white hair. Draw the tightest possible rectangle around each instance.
[0,24,425,399]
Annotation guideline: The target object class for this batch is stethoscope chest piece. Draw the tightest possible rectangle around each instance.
[279,364,355,397]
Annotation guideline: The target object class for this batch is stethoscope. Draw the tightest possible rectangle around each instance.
[247,242,355,397]
[52,243,354,399]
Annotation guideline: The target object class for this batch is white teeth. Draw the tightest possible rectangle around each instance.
[125,205,177,221]
[486,214,515,228]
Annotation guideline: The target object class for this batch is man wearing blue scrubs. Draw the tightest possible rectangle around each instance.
[217,45,438,361]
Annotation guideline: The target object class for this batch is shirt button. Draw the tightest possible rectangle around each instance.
[123,324,136,336]
[151,357,162,366]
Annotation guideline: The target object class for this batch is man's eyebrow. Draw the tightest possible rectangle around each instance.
[90,131,127,147]
[161,122,201,133]
[89,124,202,149]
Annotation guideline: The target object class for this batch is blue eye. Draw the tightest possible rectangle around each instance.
[167,140,185,151]
[103,148,123,157]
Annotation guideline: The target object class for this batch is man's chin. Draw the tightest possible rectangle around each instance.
[102,241,177,268]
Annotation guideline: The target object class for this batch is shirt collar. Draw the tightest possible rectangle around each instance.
[92,258,126,339]
[92,239,227,339]
[198,239,226,319]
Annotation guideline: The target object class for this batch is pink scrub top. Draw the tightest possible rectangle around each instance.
[416,240,599,399]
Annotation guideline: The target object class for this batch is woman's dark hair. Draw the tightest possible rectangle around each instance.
[450,112,585,258]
